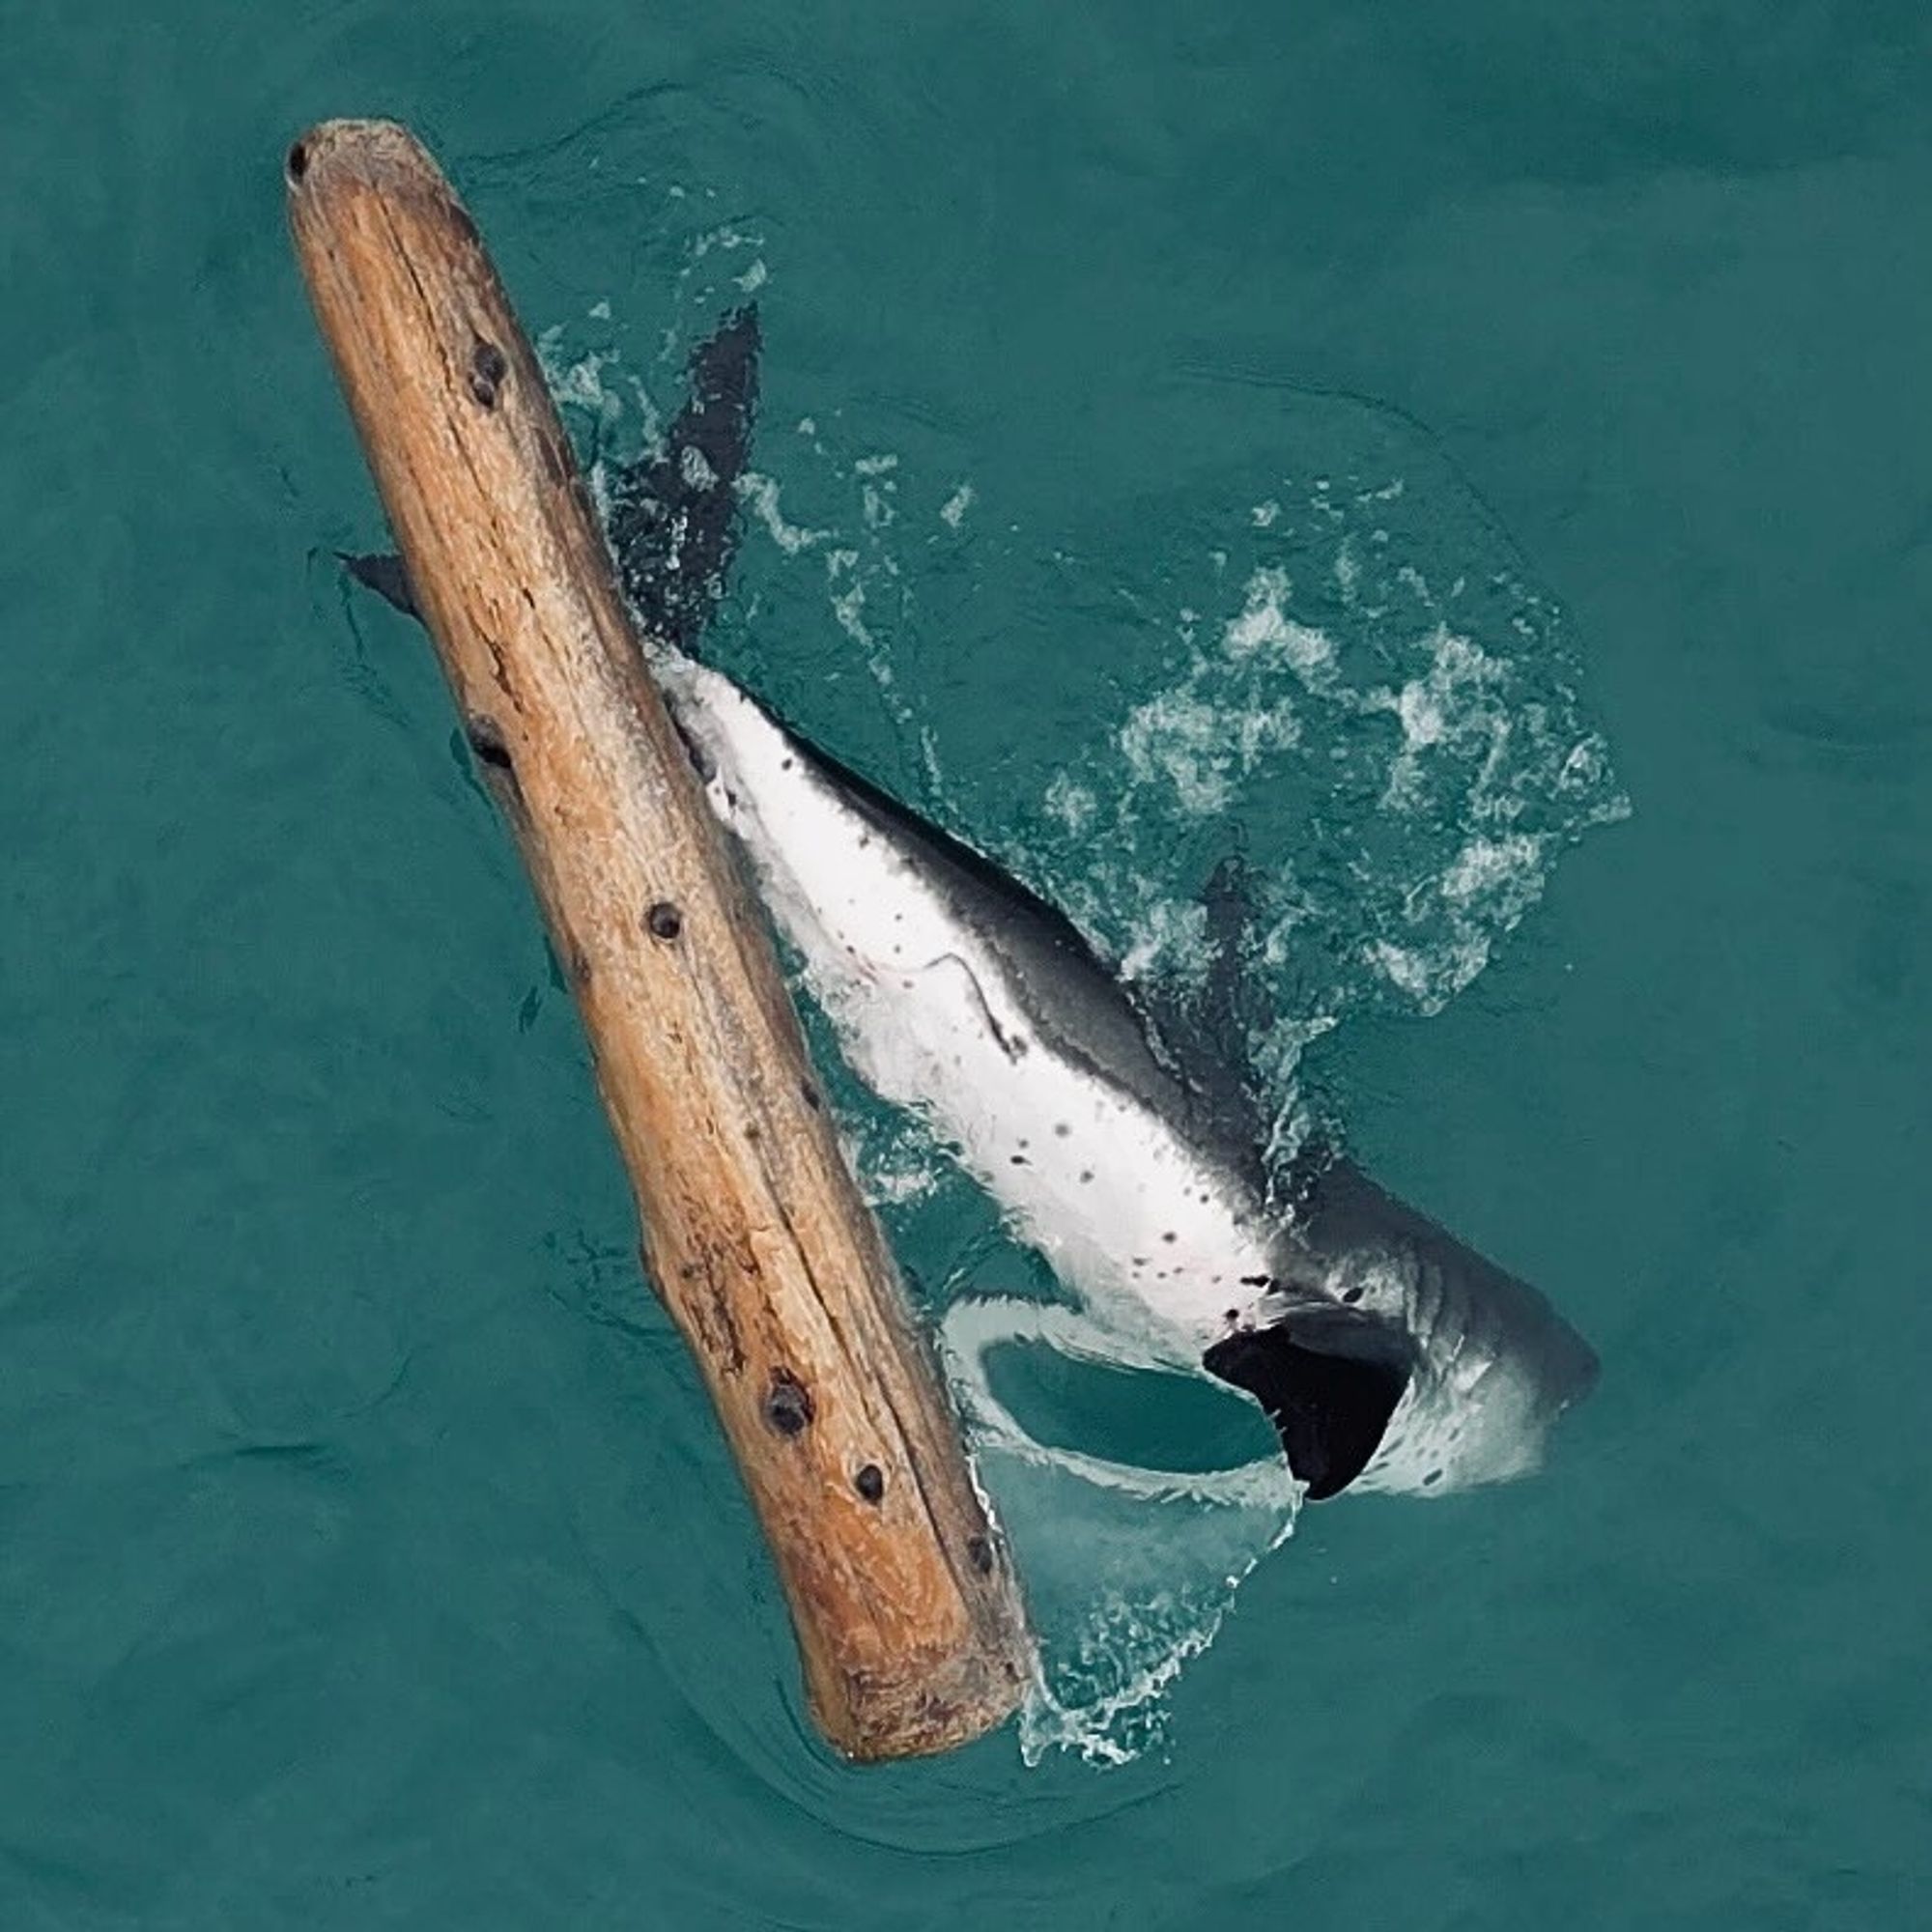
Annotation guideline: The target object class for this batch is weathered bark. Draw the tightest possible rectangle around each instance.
[286,119,1030,1759]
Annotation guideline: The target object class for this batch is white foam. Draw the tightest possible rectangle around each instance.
[1441,831,1545,907]
[1335,537,1360,604]
[1043,771,1097,836]
[1368,933,1494,1009]
[536,330,625,426]
[1120,689,1241,815]
[735,471,828,554]
[861,481,895,531]
[1110,575,1322,823]
[1118,895,1209,987]
[1017,1592,1238,1768]
[1223,566,1334,677]
[678,444,716,491]
[824,548,874,652]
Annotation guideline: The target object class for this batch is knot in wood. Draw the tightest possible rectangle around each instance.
[469,339,508,408]
[763,1369,813,1437]
[465,715,512,770]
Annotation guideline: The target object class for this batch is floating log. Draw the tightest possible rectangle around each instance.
[285,119,1030,1759]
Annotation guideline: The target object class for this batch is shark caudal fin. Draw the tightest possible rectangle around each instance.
[1203,1311,1412,1501]
[607,305,760,651]
[339,306,762,653]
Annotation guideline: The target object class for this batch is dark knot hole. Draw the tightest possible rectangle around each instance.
[764,1371,813,1438]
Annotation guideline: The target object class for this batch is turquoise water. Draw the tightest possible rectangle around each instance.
[5,2,1928,1923]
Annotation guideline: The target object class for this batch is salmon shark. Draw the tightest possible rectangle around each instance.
[346,308,1598,1503]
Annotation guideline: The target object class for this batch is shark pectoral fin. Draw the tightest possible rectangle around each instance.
[1202,1317,1411,1501]
[341,552,422,622]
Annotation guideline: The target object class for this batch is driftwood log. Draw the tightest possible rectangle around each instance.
[286,119,1030,1759]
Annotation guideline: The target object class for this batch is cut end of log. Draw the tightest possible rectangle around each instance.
[833,1627,1035,1765]
[287,119,440,199]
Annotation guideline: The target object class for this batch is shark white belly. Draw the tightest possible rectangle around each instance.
[659,655,1278,1367]
[656,651,1597,1501]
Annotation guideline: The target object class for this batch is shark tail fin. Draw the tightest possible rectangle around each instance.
[1203,1310,1411,1500]
[337,306,762,659]
[607,304,761,653]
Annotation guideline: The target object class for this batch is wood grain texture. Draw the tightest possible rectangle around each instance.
[285,119,1030,1759]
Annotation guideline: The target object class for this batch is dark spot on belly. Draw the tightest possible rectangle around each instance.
[1239,1273,1272,1289]
[1423,1468,1443,1488]
[1162,1231,1178,1244]
[1009,1153,1028,1166]
[1055,1122,1071,1138]
[1079,1170,1094,1183]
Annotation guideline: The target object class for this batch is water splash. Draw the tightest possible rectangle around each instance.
[1037,476,1630,1087]
[940,1298,1297,1765]
[538,294,1626,1766]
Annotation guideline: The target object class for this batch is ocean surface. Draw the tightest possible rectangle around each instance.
[3,3,1927,1924]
